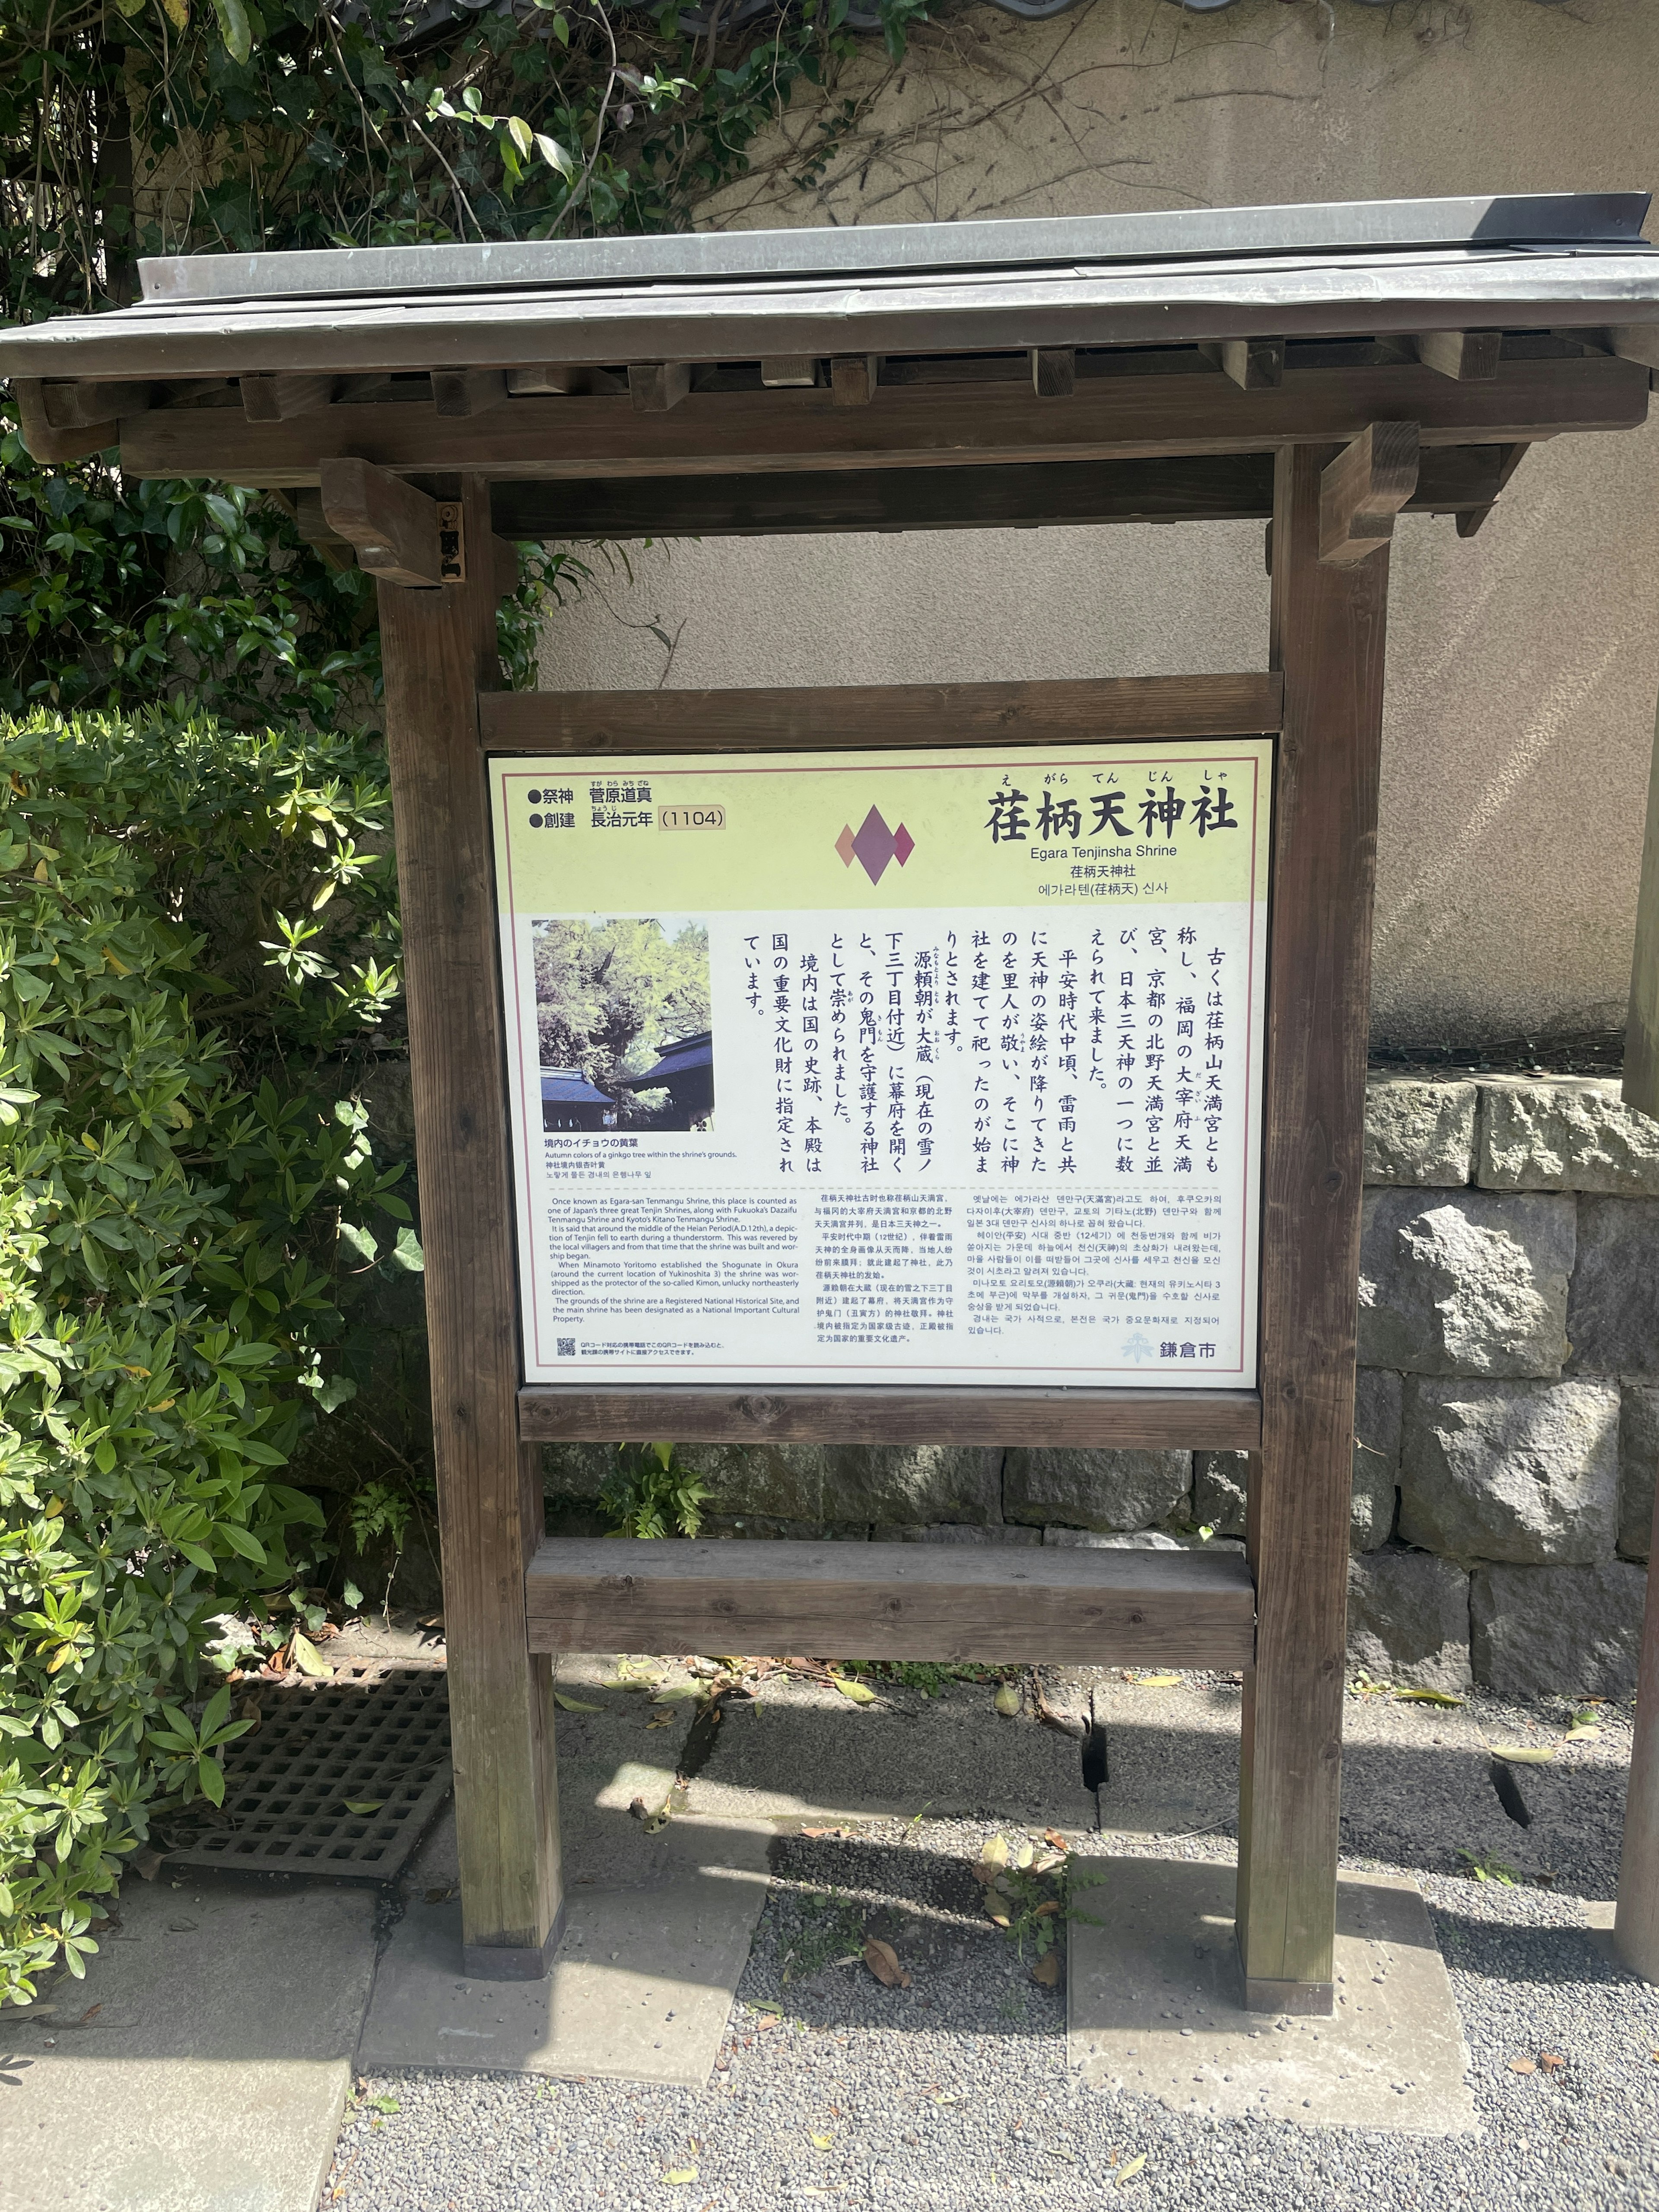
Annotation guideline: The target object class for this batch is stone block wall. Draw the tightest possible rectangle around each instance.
[543,1074,1656,1697]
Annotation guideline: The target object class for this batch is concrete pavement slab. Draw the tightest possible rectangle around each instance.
[359,1811,769,2089]
[1,1878,377,2212]
[1068,1856,1476,2135]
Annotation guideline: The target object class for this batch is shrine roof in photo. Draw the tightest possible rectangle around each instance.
[538,1069,615,1108]
[618,1033,713,1091]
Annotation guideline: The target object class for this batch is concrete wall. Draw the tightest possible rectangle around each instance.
[536,0,1659,1047]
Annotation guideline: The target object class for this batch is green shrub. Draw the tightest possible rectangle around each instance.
[0,706,416,2006]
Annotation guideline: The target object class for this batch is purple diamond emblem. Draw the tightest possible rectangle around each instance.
[839,807,916,886]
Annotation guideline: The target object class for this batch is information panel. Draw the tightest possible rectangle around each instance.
[491,739,1271,1389]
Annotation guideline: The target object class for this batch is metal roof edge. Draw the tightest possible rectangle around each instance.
[135,194,1654,307]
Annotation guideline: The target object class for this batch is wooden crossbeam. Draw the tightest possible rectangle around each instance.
[433,369,509,418]
[1318,422,1420,566]
[1031,348,1075,399]
[629,362,690,413]
[1412,330,1502,382]
[524,1536,1257,1669]
[487,445,1510,543]
[1201,338,1285,391]
[319,456,443,585]
[518,1379,1265,1446]
[116,356,1643,487]
[242,373,338,421]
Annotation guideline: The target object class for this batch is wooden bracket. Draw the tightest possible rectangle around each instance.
[1200,338,1285,391]
[433,369,509,418]
[242,373,338,422]
[11,379,121,461]
[42,378,152,429]
[1453,440,1529,539]
[629,362,691,413]
[830,355,879,407]
[1030,349,1075,400]
[1318,422,1420,566]
[761,356,818,388]
[319,456,443,586]
[506,365,626,397]
[1412,330,1502,382]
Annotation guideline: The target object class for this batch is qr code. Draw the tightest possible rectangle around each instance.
[556,1337,576,1358]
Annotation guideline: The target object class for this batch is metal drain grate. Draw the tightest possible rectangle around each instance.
[167,1659,451,1881]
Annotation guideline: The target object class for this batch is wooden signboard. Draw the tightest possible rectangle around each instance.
[10,193,1647,2015]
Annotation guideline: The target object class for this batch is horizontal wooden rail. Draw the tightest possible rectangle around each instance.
[518,1384,1262,1452]
[486,444,1511,542]
[483,675,1282,756]
[525,1535,1256,1668]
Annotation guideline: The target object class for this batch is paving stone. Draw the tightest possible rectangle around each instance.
[1399,1376,1621,1564]
[1565,1196,1659,1379]
[1469,1560,1648,1697]
[1347,1547,1472,1691]
[1477,1075,1659,1195]
[1620,1383,1659,1562]
[1069,1860,1476,2135]
[1004,1447,1191,1532]
[1357,1188,1573,1378]
[1363,1075,1478,1187]
[1,1878,377,2212]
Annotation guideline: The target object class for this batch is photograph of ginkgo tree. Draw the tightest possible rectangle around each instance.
[531,914,713,1132]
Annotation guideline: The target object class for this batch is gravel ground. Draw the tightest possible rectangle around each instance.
[322,1672,1659,2211]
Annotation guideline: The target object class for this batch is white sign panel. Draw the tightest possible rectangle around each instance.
[491,739,1271,1389]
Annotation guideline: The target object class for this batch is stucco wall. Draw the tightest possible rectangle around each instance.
[535,0,1659,1048]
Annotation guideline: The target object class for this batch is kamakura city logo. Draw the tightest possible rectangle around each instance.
[836,806,915,885]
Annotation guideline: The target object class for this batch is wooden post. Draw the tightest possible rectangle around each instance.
[1624,694,1659,1119]
[378,471,563,1978]
[1615,1475,1659,1981]
[1236,442,1391,2013]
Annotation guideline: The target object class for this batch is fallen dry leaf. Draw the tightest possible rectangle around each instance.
[551,1691,604,1713]
[1490,1745,1556,1765]
[810,2133,833,2149]
[864,1937,912,1990]
[664,2166,698,2184]
[1031,1953,1060,1986]
[133,1848,165,1881]
[1539,2053,1566,2071]
[78,2004,102,2024]
[993,1684,1021,1717]
[832,1674,877,1706]
[1116,2153,1147,2187]
[288,1631,333,1680]
[1134,1674,1181,1689]
[1042,1829,1068,1850]
[1033,1900,1061,1919]
[754,2013,782,2031]
[1508,2057,1537,2075]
